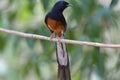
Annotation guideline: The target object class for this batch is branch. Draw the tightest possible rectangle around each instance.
[0,28,120,48]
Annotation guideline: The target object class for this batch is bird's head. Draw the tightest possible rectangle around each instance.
[52,1,71,13]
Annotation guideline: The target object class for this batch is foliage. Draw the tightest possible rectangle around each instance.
[0,0,120,80]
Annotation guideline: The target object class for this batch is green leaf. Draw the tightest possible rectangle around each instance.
[110,0,118,8]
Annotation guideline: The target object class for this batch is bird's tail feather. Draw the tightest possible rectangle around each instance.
[56,35,71,80]
[58,64,71,80]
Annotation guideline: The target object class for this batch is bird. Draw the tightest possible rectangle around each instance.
[45,1,71,80]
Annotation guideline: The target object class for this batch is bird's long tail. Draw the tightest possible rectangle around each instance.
[56,35,71,80]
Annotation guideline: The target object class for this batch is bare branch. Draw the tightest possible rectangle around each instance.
[0,28,120,48]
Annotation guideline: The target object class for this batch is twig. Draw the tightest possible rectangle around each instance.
[0,28,120,48]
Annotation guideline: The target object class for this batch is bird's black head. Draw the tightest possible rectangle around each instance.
[51,1,71,13]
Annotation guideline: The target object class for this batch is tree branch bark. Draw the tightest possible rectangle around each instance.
[0,28,120,48]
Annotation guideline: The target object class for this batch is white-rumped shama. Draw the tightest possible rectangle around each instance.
[45,1,71,80]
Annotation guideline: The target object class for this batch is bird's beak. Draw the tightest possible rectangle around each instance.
[67,4,72,7]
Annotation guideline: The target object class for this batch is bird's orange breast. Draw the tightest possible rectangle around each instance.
[46,17,65,37]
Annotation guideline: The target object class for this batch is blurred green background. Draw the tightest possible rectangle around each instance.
[0,0,120,80]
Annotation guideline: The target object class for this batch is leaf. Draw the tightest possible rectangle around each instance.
[110,0,118,8]
[0,33,8,50]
